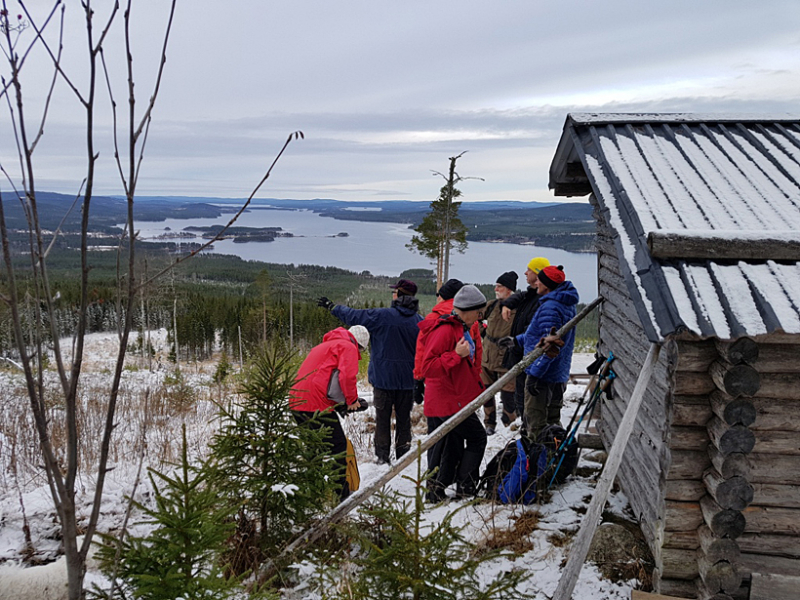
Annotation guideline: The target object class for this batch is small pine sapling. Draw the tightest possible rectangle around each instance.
[206,345,343,567]
[92,426,238,600]
[318,451,534,600]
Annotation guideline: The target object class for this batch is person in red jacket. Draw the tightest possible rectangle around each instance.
[290,325,370,499]
[418,285,488,503]
[412,278,482,404]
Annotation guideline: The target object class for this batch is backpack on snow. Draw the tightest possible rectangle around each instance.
[478,425,578,504]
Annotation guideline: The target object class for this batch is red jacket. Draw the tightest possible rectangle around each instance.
[413,298,482,380]
[418,314,484,417]
[290,327,361,413]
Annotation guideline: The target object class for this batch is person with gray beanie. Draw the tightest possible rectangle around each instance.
[417,284,488,502]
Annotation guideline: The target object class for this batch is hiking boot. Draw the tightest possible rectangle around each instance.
[486,425,496,436]
[425,488,448,504]
[376,455,391,465]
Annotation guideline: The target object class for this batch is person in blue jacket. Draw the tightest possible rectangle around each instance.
[504,265,578,442]
[318,278,423,464]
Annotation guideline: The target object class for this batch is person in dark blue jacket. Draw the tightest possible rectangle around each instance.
[513,265,578,441]
[318,279,423,464]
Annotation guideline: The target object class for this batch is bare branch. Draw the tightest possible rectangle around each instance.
[138,131,305,291]
[131,0,176,142]
[29,4,65,152]
[43,180,85,258]
[19,1,88,106]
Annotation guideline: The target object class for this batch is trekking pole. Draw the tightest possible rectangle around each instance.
[546,372,613,489]
[258,296,604,581]
[563,353,613,435]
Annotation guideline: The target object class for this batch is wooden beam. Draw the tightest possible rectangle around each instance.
[646,230,800,260]
[631,591,689,600]
[553,344,661,600]
[750,572,800,600]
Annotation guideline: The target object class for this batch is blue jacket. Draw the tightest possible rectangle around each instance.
[515,281,579,383]
[332,296,423,390]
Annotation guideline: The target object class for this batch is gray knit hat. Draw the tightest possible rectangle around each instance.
[453,285,487,312]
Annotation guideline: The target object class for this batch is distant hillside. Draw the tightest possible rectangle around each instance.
[5,193,595,253]
[134,196,596,252]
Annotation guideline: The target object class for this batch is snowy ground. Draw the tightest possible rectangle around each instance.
[0,332,642,598]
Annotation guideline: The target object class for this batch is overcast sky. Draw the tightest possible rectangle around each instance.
[4,0,800,203]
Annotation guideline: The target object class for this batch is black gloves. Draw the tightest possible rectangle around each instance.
[526,376,540,398]
[335,397,369,415]
[413,379,425,405]
[317,296,334,311]
[497,336,517,350]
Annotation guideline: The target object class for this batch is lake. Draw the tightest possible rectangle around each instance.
[132,208,599,301]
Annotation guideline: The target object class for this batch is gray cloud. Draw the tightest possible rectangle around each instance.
[5,1,800,203]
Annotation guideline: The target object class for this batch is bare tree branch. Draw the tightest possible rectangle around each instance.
[138,131,305,291]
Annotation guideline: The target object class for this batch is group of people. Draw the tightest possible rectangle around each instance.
[289,257,579,502]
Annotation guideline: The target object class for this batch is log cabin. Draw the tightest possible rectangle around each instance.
[548,114,800,600]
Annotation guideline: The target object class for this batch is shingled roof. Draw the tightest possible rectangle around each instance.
[549,113,800,342]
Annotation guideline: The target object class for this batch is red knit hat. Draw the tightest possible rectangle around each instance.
[538,265,565,290]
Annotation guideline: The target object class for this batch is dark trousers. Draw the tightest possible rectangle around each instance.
[292,409,349,500]
[522,378,566,443]
[426,413,487,498]
[373,387,413,461]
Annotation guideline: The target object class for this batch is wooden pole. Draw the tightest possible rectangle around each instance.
[552,342,661,600]
[264,296,604,575]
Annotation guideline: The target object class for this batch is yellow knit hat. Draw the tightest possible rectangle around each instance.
[526,256,550,274]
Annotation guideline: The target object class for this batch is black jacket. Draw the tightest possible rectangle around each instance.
[499,286,540,368]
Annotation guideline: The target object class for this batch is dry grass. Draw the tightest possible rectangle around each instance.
[476,510,539,554]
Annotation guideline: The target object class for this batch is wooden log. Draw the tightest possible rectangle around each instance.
[698,552,743,595]
[698,525,741,564]
[672,395,713,427]
[703,470,754,511]
[738,532,800,558]
[707,417,755,456]
[666,500,704,532]
[742,506,800,535]
[700,495,745,539]
[752,430,800,455]
[752,344,799,372]
[709,361,761,398]
[676,340,719,372]
[751,332,800,344]
[755,372,800,400]
[748,453,800,485]
[751,482,800,509]
[666,479,707,502]
[708,447,750,480]
[739,553,800,578]
[664,529,700,550]
[709,391,756,427]
[715,338,759,365]
[632,591,693,600]
[696,578,740,600]
[750,572,800,600]
[749,397,800,432]
[662,547,699,580]
[577,432,604,449]
[670,426,710,452]
[675,371,716,396]
[646,229,800,261]
[655,578,699,599]
[668,449,711,480]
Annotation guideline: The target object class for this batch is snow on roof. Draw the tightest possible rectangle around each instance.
[550,113,800,341]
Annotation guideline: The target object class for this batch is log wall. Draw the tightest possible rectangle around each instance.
[593,195,800,600]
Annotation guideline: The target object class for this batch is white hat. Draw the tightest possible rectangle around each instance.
[349,325,370,350]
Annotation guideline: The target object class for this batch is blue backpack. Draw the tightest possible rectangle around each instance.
[481,425,578,505]
[497,438,548,504]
